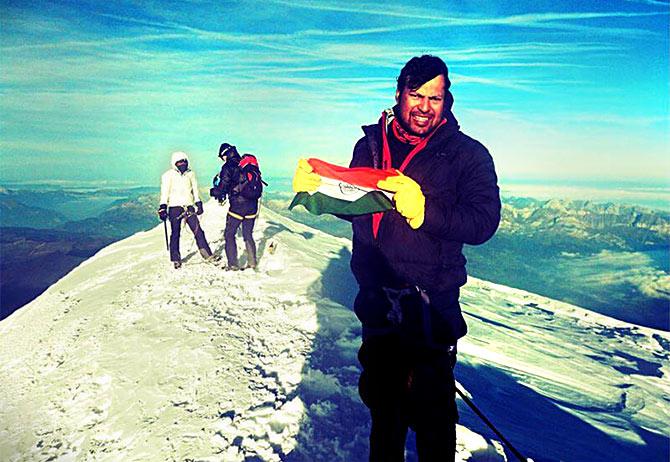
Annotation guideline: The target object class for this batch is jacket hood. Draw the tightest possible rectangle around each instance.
[171,151,190,169]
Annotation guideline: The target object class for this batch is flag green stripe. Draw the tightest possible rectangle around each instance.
[289,191,393,216]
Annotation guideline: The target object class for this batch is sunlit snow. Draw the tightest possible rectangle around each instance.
[1,201,667,461]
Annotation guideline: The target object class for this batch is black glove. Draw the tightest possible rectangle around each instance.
[187,205,196,215]
[195,201,204,215]
[158,204,168,221]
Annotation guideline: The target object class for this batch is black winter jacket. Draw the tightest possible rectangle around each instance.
[216,154,259,216]
[349,114,501,294]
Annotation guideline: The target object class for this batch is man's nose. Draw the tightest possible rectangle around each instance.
[418,97,430,112]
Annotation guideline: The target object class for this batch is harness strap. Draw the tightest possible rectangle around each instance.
[365,286,456,353]
[382,286,417,326]
[228,210,258,220]
[362,286,420,338]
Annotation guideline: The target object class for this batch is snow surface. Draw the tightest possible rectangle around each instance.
[1,201,668,462]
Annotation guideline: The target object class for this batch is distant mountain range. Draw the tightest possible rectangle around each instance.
[2,187,669,329]
[0,189,160,318]
[501,197,669,251]
[465,198,669,330]
[0,227,114,318]
[67,194,159,239]
[270,195,670,330]
[0,193,67,228]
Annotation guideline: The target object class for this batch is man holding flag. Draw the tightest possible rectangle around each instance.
[293,55,501,461]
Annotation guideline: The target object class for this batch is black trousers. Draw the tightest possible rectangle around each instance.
[359,335,458,462]
[224,214,257,267]
[168,207,212,262]
[355,287,461,462]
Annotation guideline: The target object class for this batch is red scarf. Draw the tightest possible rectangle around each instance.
[391,118,423,145]
[372,112,446,238]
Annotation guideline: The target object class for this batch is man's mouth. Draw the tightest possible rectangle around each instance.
[411,113,431,126]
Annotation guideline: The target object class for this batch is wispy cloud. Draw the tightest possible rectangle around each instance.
[0,33,191,52]
[571,113,670,127]
[0,35,624,107]
[567,250,670,300]
[451,74,542,92]
[463,109,670,133]
[459,62,594,69]
[1,0,667,183]
[268,0,667,32]
[257,21,464,38]
[95,12,186,30]
[0,140,107,156]
[622,0,670,7]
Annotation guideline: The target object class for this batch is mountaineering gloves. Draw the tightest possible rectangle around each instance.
[196,201,204,215]
[292,158,321,193]
[377,171,425,229]
[187,205,196,215]
[158,204,168,221]
[291,158,425,228]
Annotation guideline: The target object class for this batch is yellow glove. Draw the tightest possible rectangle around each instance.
[292,158,321,193]
[377,171,425,229]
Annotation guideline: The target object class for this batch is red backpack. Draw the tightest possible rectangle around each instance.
[237,154,266,200]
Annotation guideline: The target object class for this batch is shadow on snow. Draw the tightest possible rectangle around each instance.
[259,223,669,462]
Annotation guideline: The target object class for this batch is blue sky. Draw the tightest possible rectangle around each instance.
[1,0,668,187]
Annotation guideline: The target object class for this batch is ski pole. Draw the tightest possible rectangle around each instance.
[163,219,169,251]
[455,383,529,462]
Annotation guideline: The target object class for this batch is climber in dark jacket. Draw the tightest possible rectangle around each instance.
[294,55,500,461]
[211,143,260,270]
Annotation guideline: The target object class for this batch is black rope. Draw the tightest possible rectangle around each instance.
[455,383,529,462]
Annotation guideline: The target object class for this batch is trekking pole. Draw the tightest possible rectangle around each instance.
[455,383,529,462]
[163,219,169,251]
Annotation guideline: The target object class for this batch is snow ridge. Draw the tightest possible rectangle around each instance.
[1,200,668,462]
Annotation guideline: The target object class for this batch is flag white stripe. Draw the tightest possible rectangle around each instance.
[310,176,393,202]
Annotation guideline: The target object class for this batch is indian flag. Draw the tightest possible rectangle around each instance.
[289,158,397,216]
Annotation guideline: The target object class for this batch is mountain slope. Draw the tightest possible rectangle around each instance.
[0,195,67,228]
[1,202,668,461]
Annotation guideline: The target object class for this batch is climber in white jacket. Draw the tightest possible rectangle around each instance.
[157,151,219,268]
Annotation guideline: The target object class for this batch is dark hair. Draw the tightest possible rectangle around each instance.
[396,55,450,94]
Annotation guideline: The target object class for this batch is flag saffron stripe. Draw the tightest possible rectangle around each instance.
[307,158,398,190]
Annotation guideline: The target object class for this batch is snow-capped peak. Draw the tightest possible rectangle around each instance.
[1,200,667,461]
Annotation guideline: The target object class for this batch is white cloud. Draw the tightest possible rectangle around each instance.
[266,0,666,36]
[1,33,191,52]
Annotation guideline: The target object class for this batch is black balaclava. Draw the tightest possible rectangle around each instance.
[175,159,188,173]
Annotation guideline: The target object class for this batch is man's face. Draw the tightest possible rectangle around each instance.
[395,74,446,137]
